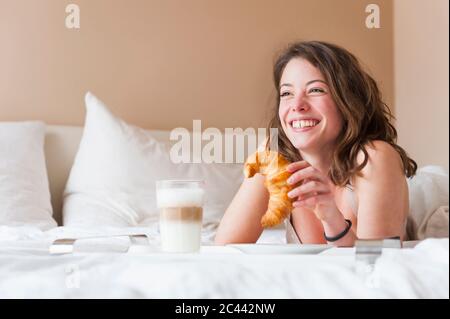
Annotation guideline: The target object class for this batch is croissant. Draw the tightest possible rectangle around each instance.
[244,150,293,227]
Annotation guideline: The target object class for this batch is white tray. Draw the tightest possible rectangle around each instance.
[226,243,333,255]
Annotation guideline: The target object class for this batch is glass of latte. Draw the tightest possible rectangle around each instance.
[156,180,204,253]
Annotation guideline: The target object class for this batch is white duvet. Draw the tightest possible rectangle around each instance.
[0,225,448,299]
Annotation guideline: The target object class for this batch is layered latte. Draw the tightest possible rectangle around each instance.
[156,182,204,253]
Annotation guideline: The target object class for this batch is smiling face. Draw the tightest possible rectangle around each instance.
[278,58,344,152]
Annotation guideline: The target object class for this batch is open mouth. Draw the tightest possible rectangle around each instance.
[289,119,321,130]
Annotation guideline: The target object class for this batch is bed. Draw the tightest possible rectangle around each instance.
[0,225,448,298]
[0,123,448,299]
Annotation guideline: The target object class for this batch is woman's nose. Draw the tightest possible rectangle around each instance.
[291,99,310,112]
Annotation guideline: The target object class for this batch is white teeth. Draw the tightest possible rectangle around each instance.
[291,120,319,129]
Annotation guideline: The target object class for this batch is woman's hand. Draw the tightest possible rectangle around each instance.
[286,161,341,222]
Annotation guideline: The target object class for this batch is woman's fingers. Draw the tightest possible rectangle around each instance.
[287,165,324,186]
[292,192,332,208]
[295,180,329,197]
[286,161,310,173]
[287,180,329,199]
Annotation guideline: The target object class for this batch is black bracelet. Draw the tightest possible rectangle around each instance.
[324,219,352,242]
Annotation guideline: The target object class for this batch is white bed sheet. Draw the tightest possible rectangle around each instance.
[0,225,448,299]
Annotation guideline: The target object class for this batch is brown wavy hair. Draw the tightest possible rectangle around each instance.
[266,41,417,186]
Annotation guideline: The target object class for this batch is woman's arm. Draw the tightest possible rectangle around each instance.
[353,141,409,240]
[290,207,327,244]
[286,161,357,246]
[319,141,408,244]
[214,173,269,245]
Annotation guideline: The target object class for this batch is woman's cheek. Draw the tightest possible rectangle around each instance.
[279,103,289,120]
[278,107,286,130]
[279,119,287,136]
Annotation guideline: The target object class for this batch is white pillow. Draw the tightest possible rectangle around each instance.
[0,122,56,230]
[406,166,449,240]
[63,92,244,228]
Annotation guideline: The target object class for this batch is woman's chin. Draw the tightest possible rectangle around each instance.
[290,138,316,151]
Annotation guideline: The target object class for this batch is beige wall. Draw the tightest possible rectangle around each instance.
[394,0,449,170]
[0,0,393,131]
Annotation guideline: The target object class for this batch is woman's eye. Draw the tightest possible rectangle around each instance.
[308,88,325,94]
[280,92,291,97]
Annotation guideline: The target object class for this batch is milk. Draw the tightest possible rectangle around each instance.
[159,220,202,253]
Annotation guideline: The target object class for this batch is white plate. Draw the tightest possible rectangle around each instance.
[226,243,333,255]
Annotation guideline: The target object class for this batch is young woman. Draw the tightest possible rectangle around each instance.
[215,41,417,247]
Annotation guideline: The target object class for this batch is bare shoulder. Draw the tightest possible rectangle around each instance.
[352,142,409,239]
[355,140,404,179]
